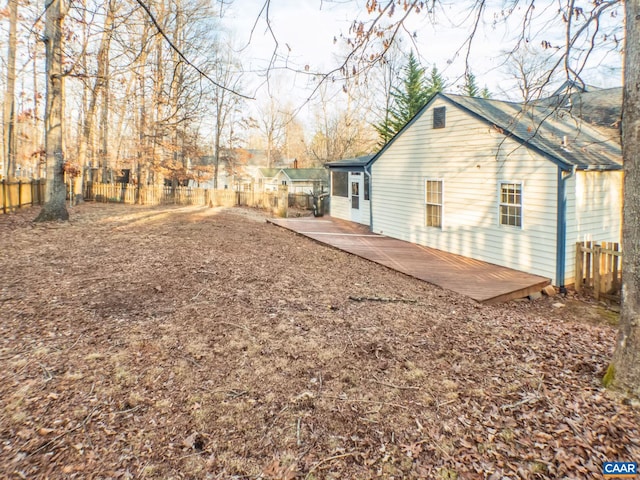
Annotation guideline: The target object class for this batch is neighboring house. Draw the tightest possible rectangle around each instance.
[255,167,328,193]
[325,155,374,225]
[256,168,280,192]
[276,168,329,194]
[189,155,234,189]
[327,89,622,287]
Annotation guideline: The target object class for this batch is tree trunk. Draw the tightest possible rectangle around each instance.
[611,0,640,397]
[99,54,110,183]
[170,0,184,185]
[33,44,41,177]
[3,0,18,180]
[78,0,114,180]
[150,12,164,185]
[35,0,69,222]
[136,29,150,196]
[213,88,226,190]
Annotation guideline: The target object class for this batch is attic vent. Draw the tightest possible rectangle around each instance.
[433,106,446,129]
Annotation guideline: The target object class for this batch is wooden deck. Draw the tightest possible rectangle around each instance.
[268,216,551,304]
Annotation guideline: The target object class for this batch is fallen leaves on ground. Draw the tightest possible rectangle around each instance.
[0,203,637,479]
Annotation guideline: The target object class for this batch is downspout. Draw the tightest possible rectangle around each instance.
[556,165,577,287]
[364,163,373,230]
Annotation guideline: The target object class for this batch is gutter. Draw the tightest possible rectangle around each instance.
[556,165,577,287]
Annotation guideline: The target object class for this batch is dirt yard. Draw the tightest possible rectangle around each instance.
[1,203,638,479]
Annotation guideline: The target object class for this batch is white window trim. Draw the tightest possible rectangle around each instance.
[498,180,524,229]
[424,178,444,229]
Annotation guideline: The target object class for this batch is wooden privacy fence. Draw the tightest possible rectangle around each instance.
[2,181,314,217]
[575,241,622,301]
[87,183,216,206]
[1,179,46,214]
[84,182,298,216]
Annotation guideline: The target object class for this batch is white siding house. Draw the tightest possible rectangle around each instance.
[350,90,622,286]
[256,168,328,194]
[256,168,280,192]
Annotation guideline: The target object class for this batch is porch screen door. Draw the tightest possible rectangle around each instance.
[351,181,360,209]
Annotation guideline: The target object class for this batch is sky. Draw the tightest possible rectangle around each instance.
[218,0,623,124]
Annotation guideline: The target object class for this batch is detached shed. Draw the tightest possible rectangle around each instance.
[325,155,374,226]
[368,90,622,286]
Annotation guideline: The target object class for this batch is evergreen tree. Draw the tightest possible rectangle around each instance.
[373,117,395,146]
[463,71,491,99]
[426,66,445,97]
[463,72,480,97]
[375,53,444,145]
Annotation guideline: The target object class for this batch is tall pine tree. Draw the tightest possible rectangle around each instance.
[375,53,444,145]
[426,66,445,97]
[463,71,491,98]
[463,72,479,97]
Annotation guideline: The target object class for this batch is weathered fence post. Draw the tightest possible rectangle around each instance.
[276,185,288,217]
[575,242,583,293]
[32,179,38,206]
[593,244,601,301]
[612,242,620,293]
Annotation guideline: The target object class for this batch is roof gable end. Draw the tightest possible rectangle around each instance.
[370,92,621,171]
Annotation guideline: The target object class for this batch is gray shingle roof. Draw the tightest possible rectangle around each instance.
[566,88,622,129]
[534,84,622,129]
[325,155,375,168]
[441,92,621,170]
[441,94,622,170]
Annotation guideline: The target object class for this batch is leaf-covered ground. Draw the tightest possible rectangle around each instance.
[0,203,638,479]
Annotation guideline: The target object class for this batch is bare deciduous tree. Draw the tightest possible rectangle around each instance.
[211,45,244,188]
[36,0,68,221]
[255,92,291,168]
[502,46,561,102]
[3,0,18,180]
[78,0,116,184]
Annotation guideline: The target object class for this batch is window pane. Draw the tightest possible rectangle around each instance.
[500,205,521,227]
[426,180,442,204]
[426,205,441,227]
[332,172,348,197]
[364,175,370,201]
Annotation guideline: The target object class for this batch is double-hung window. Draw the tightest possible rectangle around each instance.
[425,179,443,228]
[499,182,522,227]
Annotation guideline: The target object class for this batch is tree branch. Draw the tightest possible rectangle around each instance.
[133,0,254,100]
